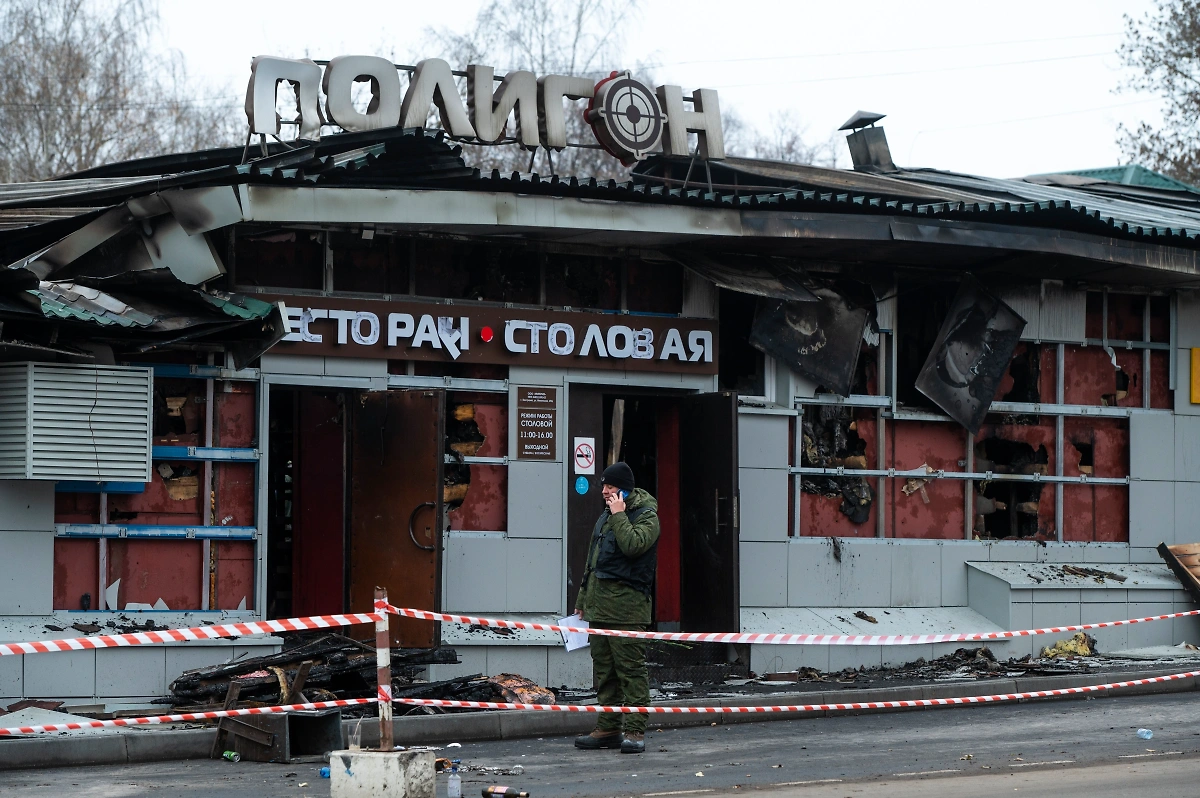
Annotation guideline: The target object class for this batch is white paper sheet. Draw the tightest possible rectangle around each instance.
[558,615,590,652]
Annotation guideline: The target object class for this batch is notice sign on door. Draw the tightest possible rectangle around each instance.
[516,386,557,460]
[573,437,596,474]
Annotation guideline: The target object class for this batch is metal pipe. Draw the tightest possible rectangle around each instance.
[876,332,887,539]
[964,428,974,540]
[1055,343,1065,543]
[790,466,1127,486]
[794,403,804,538]
[1143,295,1152,409]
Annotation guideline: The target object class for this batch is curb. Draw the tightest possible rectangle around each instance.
[0,667,1194,771]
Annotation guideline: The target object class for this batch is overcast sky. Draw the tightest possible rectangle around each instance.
[159,0,1160,178]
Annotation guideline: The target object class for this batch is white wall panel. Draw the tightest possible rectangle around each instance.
[443,535,507,613]
[738,468,789,541]
[506,538,562,613]
[738,414,789,469]
[1130,480,1174,548]
[0,530,52,614]
[739,541,788,607]
[1130,413,1174,481]
[507,461,564,539]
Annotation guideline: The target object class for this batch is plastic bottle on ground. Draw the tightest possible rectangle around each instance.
[481,788,530,797]
[1137,728,1154,740]
[448,760,462,798]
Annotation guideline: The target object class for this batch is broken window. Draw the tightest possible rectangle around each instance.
[414,241,539,304]
[800,405,874,525]
[973,437,1048,539]
[718,289,765,395]
[234,228,324,290]
[331,231,411,294]
[896,280,958,408]
[626,261,683,314]
[445,393,508,532]
[543,253,621,310]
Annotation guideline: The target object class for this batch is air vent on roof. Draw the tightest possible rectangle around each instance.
[0,362,153,481]
[840,110,896,173]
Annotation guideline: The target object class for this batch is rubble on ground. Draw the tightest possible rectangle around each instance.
[1041,632,1097,658]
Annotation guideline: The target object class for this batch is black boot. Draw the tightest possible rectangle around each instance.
[575,729,622,749]
[620,732,645,754]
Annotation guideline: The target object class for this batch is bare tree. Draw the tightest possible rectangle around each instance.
[423,0,640,180]
[725,110,841,168]
[0,0,239,182]
[1118,0,1200,185]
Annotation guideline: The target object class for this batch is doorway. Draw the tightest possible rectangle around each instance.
[566,387,739,633]
[266,387,445,646]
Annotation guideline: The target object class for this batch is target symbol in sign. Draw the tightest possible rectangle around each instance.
[585,71,665,165]
[574,441,595,472]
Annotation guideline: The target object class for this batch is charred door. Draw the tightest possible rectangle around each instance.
[678,391,739,632]
[349,389,444,647]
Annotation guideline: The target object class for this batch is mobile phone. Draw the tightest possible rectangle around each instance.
[620,490,629,500]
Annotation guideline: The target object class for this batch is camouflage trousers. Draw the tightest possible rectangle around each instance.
[589,623,650,733]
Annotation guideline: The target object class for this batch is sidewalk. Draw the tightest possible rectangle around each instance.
[1,664,1196,771]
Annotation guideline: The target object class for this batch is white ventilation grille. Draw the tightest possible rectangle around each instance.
[0,363,153,481]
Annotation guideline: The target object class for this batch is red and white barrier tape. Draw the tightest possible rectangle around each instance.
[394,669,1200,714]
[7,670,1198,737]
[0,697,376,737]
[0,609,385,657]
[387,604,1200,646]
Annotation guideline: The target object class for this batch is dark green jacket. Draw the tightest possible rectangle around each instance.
[575,488,660,626]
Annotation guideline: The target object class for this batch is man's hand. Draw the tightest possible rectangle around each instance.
[574,609,583,618]
[606,492,626,514]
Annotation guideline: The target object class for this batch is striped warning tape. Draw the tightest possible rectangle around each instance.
[393,669,1200,714]
[5,670,1197,737]
[0,697,377,737]
[386,604,1200,646]
[0,609,385,657]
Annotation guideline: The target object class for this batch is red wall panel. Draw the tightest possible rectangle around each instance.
[889,421,965,539]
[216,388,256,447]
[53,539,98,611]
[216,463,256,527]
[55,492,99,524]
[106,540,203,610]
[215,541,256,611]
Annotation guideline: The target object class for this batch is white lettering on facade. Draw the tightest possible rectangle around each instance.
[412,314,442,348]
[606,325,635,358]
[505,320,529,353]
[548,322,575,355]
[329,309,356,344]
[351,311,380,345]
[579,324,608,357]
[688,330,713,363]
[387,312,415,345]
[632,327,654,359]
[659,328,687,361]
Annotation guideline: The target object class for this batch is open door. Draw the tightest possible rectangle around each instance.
[349,389,444,647]
[678,391,739,633]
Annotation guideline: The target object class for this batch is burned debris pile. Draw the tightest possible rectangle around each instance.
[160,633,460,711]
[157,633,558,716]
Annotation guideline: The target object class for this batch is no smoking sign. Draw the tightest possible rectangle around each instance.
[573,437,596,475]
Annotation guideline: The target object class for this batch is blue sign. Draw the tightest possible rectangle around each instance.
[574,476,590,495]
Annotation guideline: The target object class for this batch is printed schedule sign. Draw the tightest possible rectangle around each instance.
[516,387,557,460]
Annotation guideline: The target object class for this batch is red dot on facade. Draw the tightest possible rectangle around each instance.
[480,326,494,343]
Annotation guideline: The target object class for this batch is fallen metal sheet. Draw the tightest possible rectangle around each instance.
[160,186,243,234]
[135,215,225,284]
[749,289,867,396]
[1158,543,1200,607]
[678,253,818,302]
[915,275,1025,433]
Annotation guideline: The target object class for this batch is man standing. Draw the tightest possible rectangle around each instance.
[573,461,660,755]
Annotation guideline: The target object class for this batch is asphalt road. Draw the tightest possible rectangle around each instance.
[5,691,1200,797]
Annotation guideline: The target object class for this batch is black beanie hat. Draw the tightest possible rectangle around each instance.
[601,461,636,493]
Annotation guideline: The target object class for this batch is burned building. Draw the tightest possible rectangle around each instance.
[0,72,1199,706]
